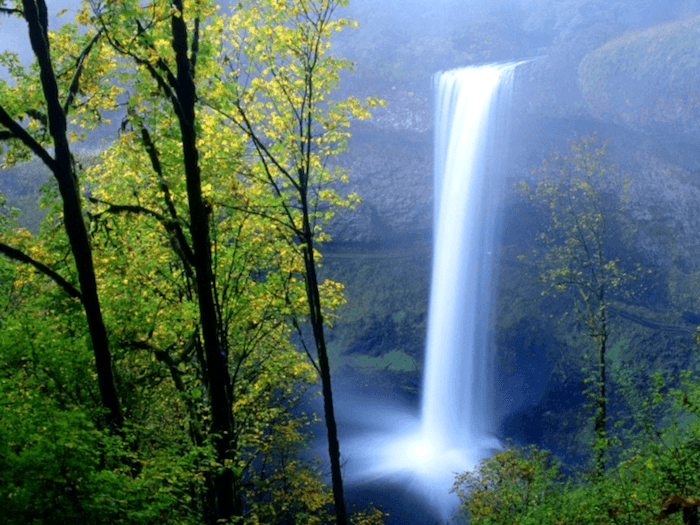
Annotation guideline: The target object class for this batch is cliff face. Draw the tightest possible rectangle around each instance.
[329,126,432,244]
[579,15,700,138]
[333,13,700,257]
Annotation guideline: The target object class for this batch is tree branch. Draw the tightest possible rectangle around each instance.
[0,241,81,299]
[89,196,196,271]
[89,198,167,222]
[0,104,57,171]
[0,7,23,16]
[139,126,195,266]
[63,29,104,114]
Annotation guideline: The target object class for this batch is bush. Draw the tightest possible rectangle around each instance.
[452,444,564,525]
[452,370,700,525]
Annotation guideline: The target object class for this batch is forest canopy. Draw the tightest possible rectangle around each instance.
[0,1,382,523]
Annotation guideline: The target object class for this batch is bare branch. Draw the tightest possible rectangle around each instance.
[0,6,23,17]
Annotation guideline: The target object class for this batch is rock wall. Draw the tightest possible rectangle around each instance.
[579,15,700,138]
[329,125,432,244]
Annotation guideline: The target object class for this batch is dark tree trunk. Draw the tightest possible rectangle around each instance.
[20,0,123,432]
[169,2,237,520]
[685,506,699,525]
[300,202,347,525]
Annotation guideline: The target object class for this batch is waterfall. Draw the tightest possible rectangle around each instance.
[344,62,521,521]
[421,63,517,455]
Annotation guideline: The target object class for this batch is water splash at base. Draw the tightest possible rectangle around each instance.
[345,62,522,521]
[344,403,499,520]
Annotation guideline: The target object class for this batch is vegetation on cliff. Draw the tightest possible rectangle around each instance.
[579,15,700,128]
[455,135,700,524]
[454,370,700,525]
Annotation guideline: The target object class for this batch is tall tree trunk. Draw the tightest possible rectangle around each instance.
[594,301,608,477]
[169,3,237,520]
[300,206,347,525]
[21,0,123,432]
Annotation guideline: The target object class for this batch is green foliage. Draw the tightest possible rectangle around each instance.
[454,373,700,525]
[351,350,418,372]
[0,273,202,525]
[0,0,383,523]
[519,134,651,473]
[452,444,564,525]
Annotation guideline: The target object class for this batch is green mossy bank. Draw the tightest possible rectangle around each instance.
[579,15,700,134]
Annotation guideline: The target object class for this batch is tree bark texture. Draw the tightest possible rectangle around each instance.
[169,2,237,520]
[20,0,123,433]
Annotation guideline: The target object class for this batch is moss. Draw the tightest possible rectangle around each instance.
[321,243,430,366]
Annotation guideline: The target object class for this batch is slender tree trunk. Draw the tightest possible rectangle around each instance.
[169,3,237,520]
[594,301,608,477]
[21,0,123,432]
[300,208,347,525]
[294,23,347,521]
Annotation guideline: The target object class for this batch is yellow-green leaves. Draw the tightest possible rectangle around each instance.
[206,0,378,241]
[521,134,641,304]
[0,1,380,521]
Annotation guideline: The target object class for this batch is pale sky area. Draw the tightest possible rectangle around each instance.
[0,1,82,63]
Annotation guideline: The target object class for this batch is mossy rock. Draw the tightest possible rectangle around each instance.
[579,15,700,135]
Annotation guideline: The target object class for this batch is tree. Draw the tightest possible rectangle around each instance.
[520,134,645,476]
[203,1,380,523]
[0,0,123,432]
[84,0,374,522]
[85,0,243,518]
[452,444,563,525]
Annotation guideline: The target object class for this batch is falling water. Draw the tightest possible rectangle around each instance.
[344,62,521,521]
[421,63,518,458]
